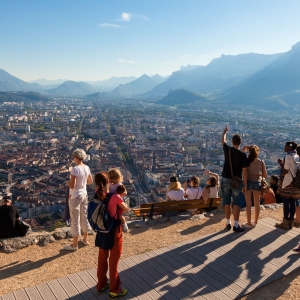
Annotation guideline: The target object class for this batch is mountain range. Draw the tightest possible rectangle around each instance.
[1,42,300,109]
[156,89,207,105]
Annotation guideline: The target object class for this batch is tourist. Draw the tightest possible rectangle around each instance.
[203,170,219,201]
[184,176,202,214]
[243,145,267,228]
[65,149,93,250]
[108,169,128,232]
[0,197,20,239]
[95,172,129,299]
[158,176,185,217]
[270,175,282,203]
[262,184,276,205]
[115,185,129,232]
[276,141,300,230]
[158,176,185,202]
[295,146,300,228]
[221,125,249,232]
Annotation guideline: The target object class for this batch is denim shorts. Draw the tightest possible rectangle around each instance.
[221,177,243,206]
[247,180,261,191]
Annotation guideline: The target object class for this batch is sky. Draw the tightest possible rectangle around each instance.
[1,0,300,82]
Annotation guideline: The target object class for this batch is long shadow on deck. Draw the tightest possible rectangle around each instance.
[115,224,300,300]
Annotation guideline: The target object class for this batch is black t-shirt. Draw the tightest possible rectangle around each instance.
[222,143,249,179]
[0,205,20,238]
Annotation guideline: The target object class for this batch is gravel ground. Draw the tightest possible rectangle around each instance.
[0,207,299,299]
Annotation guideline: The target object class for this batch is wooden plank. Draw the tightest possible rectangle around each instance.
[24,286,43,300]
[143,251,219,300]
[2,294,16,300]
[13,290,29,300]
[68,273,98,300]
[36,283,56,300]
[77,271,108,300]
[118,260,161,300]
[140,198,221,208]
[123,256,185,300]
[47,280,69,300]
[57,276,84,300]
[131,254,193,300]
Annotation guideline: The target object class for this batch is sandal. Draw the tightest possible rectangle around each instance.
[97,282,110,294]
[109,289,128,299]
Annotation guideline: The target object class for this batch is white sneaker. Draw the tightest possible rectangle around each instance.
[80,238,89,246]
[64,244,78,251]
[252,221,257,227]
[242,223,253,229]
[122,223,128,233]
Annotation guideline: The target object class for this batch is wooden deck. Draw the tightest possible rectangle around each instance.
[2,217,300,300]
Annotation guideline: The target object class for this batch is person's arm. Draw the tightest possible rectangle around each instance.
[119,202,129,213]
[243,168,248,189]
[16,209,20,221]
[221,125,229,146]
[184,184,189,198]
[67,174,76,189]
[203,187,209,202]
[262,161,268,178]
[87,174,93,185]
[206,170,219,187]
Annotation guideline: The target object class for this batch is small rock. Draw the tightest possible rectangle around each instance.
[190,214,205,221]
[88,231,95,235]
[132,220,147,228]
[38,235,55,247]
[260,205,265,210]
[156,217,168,224]
[146,219,158,226]
[61,242,67,245]
[169,216,186,224]
[210,214,214,217]
[53,231,67,240]
[251,207,255,211]
[176,230,183,233]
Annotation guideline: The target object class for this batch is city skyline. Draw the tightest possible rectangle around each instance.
[1,0,300,81]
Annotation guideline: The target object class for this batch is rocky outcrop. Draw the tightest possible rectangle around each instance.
[0,227,95,253]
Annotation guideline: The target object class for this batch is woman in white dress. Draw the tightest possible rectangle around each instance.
[203,170,219,202]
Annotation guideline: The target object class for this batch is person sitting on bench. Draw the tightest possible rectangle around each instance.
[184,176,202,215]
[203,170,219,202]
[0,197,20,239]
[158,176,185,217]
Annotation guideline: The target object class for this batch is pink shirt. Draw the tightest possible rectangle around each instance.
[107,194,123,219]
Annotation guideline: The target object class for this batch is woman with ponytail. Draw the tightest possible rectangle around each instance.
[243,145,267,228]
[94,172,129,299]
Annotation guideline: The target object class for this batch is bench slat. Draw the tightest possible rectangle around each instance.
[140,198,221,208]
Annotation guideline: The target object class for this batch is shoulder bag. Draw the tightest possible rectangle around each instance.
[290,155,300,189]
[229,147,243,189]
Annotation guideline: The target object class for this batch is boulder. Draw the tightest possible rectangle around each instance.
[38,235,55,247]
[146,219,158,226]
[156,217,168,224]
[53,230,67,240]
[0,236,38,253]
[132,220,147,228]
[189,214,206,221]
[61,227,73,238]
[260,205,265,210]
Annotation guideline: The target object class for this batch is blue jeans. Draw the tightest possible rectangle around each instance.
[221,177,243,206]
[247,180,261,191]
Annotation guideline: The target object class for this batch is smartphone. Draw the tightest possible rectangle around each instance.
[245,146,249,151]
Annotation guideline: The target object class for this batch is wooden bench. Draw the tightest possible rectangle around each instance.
[132,198,222,219]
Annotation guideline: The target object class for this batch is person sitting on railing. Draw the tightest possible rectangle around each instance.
[203,170,219,202]
[158,176,184,217]
[184,176,202,215]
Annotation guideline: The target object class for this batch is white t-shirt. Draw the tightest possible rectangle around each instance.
[283,153,299,189]
[167,189,185,201]
[186,187,203,200]
[109,182,122,193]
[208,186,218,198]
[70,165,91,198]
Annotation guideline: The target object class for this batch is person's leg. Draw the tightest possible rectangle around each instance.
[253,190,261,224]
[221,178,232,226]
[276,197,290,229]
[80,195,92,243]
[290,198,296,220]
[69,196,81,247]
[96,248,109,290]
[244,190,252,225]
[109,227,123,294]
[232,184,244,232]
[295,201,300,226]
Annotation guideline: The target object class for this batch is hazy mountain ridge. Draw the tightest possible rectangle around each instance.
[156,89,208,105]
[0,91,51,103]
[46,81,96,95]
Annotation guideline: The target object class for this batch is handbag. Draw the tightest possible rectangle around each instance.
[229,148,243,189]
[261,161,268,194]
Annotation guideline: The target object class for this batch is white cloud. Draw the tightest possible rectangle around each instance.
[117,12,148,22]
[97,23,119,28]
[118,59,134,63]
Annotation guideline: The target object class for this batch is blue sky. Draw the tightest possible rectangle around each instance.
[1,0,300,81]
